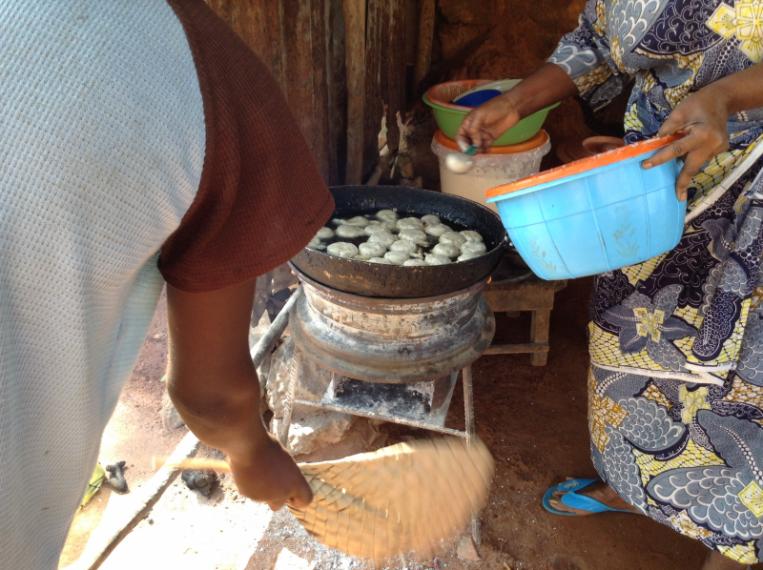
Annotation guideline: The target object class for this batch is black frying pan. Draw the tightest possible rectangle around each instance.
[290,185,509,298]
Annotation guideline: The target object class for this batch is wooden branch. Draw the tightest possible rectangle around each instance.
[157,457,232,473]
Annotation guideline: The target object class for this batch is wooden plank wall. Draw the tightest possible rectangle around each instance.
[206,0,413,185]
[345,0,411,183]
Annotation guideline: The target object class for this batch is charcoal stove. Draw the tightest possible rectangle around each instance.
[279,185,506,444]
[276,185,508,548]
[283,269,495,440]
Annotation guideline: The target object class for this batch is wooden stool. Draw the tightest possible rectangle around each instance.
[483,276,566,366]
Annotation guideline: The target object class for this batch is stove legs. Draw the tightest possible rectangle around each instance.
[276,362,485,554]
[461,366,482,548]
[462,366,475,443]
[252,288,302,448]
[275,370,296,447]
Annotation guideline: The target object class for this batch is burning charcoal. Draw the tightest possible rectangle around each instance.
[333,379,432,417]
[181,469,219,498]
[104,460,129,494]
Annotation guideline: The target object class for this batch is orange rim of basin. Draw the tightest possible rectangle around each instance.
[485,135,680,198]
[434,129,549,155]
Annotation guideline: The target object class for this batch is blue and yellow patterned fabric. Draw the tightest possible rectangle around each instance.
[549,1,763,563]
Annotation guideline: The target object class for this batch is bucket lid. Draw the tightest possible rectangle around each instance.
[485,135,679,199]
[434,129,550,155]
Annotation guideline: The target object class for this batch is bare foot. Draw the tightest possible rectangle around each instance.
[701,551,750,570]
[548,480,638,515]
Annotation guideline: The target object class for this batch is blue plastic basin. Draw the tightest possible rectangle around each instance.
[486,139,686,280]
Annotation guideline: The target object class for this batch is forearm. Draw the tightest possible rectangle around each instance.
[459,63,578,149]
[165,282,312,508]
[168,360,269,462]
[165,280,271,464]
[503,63,577,118]
[703,62,763,115]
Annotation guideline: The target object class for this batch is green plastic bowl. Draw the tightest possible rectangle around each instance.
[423,79,559,146]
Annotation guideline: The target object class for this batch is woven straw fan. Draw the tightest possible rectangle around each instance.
[170,437,494,564]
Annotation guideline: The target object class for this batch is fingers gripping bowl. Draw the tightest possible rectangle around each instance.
[423,79,559,146]
[291,186,509,298]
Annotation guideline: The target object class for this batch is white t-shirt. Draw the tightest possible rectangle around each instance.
[0,1,332,567]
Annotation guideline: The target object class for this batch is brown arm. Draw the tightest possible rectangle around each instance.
[458,63,577,150]
[166,280,312,509]
[647,62,763,199]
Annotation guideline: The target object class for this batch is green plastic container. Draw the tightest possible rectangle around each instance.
[423,79,559,146]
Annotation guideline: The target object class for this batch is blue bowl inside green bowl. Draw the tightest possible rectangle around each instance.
[424,93,559,146]
[423,79,560,146]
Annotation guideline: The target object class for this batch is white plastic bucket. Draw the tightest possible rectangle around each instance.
[431,129,551,212]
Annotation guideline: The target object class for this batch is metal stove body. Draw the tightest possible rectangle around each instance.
[284,271,495,438]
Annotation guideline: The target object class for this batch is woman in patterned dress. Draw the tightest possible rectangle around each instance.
[460,1,763,568]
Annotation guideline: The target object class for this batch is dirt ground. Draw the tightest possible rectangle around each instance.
[465,279,738,570]
[61,282,763,570]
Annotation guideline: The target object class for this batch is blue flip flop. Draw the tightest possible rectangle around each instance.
[541,478,632,516]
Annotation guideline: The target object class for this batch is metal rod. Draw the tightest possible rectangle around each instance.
[277,368,297,446]
[249,287,301,445]
[461,366,481,547]
[250,287,302,369]
[462,366,475,443]
[249,287,302,444]
[293,398,470,438]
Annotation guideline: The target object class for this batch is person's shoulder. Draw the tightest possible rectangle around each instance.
[159,1,334,293]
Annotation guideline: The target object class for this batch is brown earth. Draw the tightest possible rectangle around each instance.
[62,282,763,570]
[463,278,747,570]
